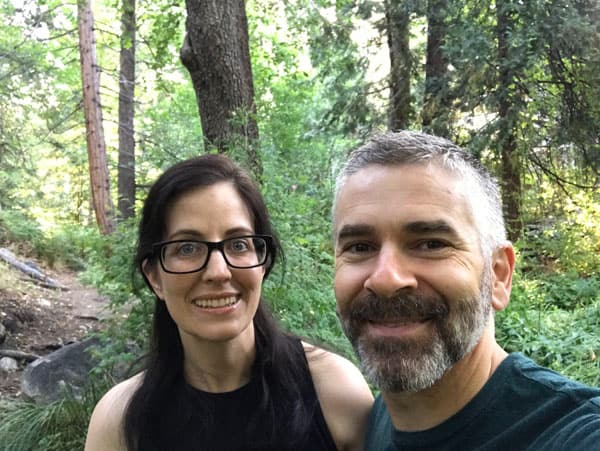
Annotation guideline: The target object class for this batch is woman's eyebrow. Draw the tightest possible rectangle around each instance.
[168,226,255,240]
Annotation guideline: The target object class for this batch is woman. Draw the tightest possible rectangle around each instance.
[85,154,373,451]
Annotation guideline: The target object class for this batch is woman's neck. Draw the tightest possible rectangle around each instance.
[181,328,257,393]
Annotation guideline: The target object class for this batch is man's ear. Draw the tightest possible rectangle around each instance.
[142,259,164,300]
[490,243,515,312]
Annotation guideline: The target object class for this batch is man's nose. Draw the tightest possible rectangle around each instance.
[364,246,418,297]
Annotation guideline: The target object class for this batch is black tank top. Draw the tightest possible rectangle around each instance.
[146,339,337,451]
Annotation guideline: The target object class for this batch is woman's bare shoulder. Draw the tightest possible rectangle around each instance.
[303,342,374,451]
[84,373,143,451]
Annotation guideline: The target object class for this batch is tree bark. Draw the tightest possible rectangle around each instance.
[77,0,114,235]
[496,0,523,242]
[0,349,41,362]
[385,0,413,131]
[180,0,262,180]
[423,0,450,138]
[0,248,68,290]
[117,0,136,220]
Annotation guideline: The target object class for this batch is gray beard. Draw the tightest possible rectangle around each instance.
[340,267,492,393]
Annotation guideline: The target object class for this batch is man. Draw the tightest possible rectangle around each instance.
[332,130,600,450]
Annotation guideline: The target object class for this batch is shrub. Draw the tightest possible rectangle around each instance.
[497,269,600,386]
[0,381,111,451]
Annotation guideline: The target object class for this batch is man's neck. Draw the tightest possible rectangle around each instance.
[382,327,508,432]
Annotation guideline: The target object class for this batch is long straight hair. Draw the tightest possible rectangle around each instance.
[124,155,315,450]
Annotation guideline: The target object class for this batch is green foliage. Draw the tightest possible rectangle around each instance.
[0,381,110,451]
[264,236,350,354]
[0,210,45,253]
[137,81,204,176]
[141,0,186,73]
[0,1,599,448]
[80,218,154,355]
[0,209,102,269]
[519,187,600,277]
[497,269,600,386]
[546,194,600,277]
[499,180,600,386]
[254,0,377,137]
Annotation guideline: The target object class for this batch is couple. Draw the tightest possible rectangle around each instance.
[86,131,600,450]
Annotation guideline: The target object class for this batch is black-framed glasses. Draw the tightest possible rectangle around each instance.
[152,235,273,274]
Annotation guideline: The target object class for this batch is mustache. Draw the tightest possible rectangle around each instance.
[343,291,449,324]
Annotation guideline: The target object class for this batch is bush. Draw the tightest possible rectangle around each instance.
[0,209,45,256]
[519,190,600,277]
[497,269,600,386]
[79,218,154,374]
[0,209,101,270]
[0,381,111,451]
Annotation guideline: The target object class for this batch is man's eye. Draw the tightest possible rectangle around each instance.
[349,243,372,253]
[417,240,448,251]
[340,242,375,255]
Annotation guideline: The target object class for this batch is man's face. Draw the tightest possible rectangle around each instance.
[333,164,492,393]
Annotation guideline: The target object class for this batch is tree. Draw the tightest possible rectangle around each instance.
[533,0,600,185]
[78,0,114,235]
[281,0,373,137]
[385,0,413,130]
[180,0,262,180]
[422,0,450,138]
[495,0,523,241]
[117,0,136,220]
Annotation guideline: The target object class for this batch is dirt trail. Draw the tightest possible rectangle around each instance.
[0,259,108,400]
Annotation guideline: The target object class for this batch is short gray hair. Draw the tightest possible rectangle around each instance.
[334,130,507,259]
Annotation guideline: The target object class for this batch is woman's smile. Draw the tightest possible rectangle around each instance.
[191,295,240,309]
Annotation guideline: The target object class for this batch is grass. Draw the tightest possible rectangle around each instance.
[0,382,108,451]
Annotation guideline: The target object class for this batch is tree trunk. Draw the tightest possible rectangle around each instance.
[422,0,450,138]
[180,0,262,181]
[0,248,68,290]
[385,0,413,131]
[77,0,114,235]
[496,0,522,242]
[117,0,136,220]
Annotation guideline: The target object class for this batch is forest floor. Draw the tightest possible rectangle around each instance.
[0,255,109,400]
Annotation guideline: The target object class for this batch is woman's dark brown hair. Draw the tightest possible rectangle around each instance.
[124,154,313,450]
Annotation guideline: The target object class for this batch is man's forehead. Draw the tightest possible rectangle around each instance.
[337,163,465,204]
[333,163,476,236]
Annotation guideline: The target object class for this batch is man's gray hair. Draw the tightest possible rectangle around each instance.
[334,130,507,259]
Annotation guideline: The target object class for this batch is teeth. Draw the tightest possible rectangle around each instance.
[193,296,237,309]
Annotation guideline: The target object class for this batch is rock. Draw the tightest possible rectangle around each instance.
[2,314,21,333]
[0,356,18,371]
[0,321,5,345]
[21,337,101,404]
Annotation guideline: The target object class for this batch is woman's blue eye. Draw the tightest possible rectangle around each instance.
[178,243,200,255]
[229,239,250,253]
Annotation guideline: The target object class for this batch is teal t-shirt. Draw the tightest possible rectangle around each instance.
[365,353,600,450]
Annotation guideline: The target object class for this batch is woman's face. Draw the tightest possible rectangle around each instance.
[144,182,265,348]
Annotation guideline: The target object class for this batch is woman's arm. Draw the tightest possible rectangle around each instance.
[85,374,142,451]
[305,343,374,451]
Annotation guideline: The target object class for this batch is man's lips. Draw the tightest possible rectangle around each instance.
[364,318,434,338]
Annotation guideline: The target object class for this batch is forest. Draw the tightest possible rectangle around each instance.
[0,0,598,448]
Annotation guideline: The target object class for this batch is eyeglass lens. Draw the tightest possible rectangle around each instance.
[160,236,267,273]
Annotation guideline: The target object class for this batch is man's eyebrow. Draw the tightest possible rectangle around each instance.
[404,220,458,236]
[336,224,376,241]
[336,220,460,242]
